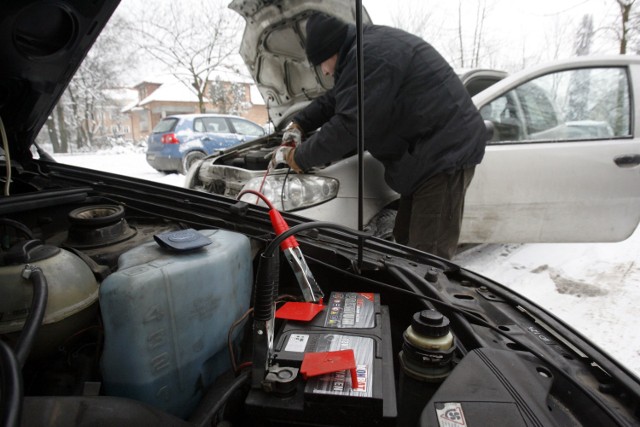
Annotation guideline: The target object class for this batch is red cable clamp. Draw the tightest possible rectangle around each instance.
[300,350,359,390]
[275,301,325,322]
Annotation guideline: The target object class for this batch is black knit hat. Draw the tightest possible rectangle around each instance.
[305,12,349,66]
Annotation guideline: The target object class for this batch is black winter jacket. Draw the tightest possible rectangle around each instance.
[293,24,488,196]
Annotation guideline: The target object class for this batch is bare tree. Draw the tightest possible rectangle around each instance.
[45,115,61,153]
[387,0,503,69]
[132,0,242,113]
[631,10,640,55]
[452,0,492,68]
[209,78,248,115]
[389,0,442,42]
[457,1,466,67]
[65,15,132,149]
[39,13,135,152]
[614,0,637,53]
[628,3,640,53]
[543,15,574,62]
[55,103,69,153]
[470,0,488,67]
[575,14,594,56]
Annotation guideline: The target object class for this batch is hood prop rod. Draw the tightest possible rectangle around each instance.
[356,0,365,269]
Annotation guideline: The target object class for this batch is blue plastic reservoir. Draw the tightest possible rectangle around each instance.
[99,229,253,418]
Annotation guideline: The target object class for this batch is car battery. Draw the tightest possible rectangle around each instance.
[246,292,397,426]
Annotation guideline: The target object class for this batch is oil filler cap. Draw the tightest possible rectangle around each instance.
[154,229,212,251]
[411,310,450,338]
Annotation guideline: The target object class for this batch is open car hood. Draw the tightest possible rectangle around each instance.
[228,0,371,129]
[0,0,119,163]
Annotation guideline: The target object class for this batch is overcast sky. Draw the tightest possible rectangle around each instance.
[115,0,627,82]
[362,0,621,70]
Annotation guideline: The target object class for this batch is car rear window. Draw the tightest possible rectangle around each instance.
[152,118,179,133]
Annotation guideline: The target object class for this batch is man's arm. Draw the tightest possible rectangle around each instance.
[293,88,337,134]
[294,51,405,171]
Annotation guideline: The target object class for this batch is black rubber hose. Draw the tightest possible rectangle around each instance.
[253,252,279,321]
[0,218,34,241]
[15,266,48,367]
[190,370,250,427]
[264,221,371,257]
[0,340,23,427]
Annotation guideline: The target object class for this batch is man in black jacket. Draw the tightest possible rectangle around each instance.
[276,12,488,259]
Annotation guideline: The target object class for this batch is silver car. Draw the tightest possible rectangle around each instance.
[186,1,640,244]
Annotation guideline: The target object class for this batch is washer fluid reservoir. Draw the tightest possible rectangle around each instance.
[99,229,253,419]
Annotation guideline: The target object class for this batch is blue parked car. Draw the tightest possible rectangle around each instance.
[145,113,266,174]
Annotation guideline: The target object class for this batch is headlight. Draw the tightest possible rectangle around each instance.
[240,175,339,211]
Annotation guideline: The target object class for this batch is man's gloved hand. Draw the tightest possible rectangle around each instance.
[282,123,303,147]
[271,146,302,173]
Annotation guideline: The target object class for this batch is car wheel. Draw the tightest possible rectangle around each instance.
[365,208,397,240]
[181,151,206,175]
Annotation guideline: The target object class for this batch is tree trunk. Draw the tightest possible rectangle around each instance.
[46,115,61,153]
[617,0,635,54]
[198,92,206,113]
[56,103,69,153]
[457,1,465,67]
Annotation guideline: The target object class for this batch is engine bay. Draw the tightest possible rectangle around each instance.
[191,135,283,198]
[1,163,638,427]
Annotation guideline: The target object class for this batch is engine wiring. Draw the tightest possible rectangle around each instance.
[0,340,22,427]
[255,166,271,204]
[227,294,300,375]
[1,116,11,196]
[255,138,294,210]
[280,168,292,211]
[238,188,276,210]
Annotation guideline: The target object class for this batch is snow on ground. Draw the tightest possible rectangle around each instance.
[53,150,185,187]
[453,236,640,378]
[55,150,640,378]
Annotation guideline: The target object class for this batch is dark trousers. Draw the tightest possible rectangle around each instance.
[393,167,475,260]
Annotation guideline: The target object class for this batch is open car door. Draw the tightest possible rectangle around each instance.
[462,57,640,243]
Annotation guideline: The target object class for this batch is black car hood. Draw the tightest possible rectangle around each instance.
[0,0,120,163]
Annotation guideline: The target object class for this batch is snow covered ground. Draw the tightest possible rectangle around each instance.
[54,150,640,378]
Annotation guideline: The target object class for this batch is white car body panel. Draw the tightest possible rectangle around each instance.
[462,56,640,243]
[293,153,396,228]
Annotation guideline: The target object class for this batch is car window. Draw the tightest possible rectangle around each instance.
[517,82,558,134]
[193,119,205,132]
[196,117,229,133]
[229,118,265,136]
[152,118,178,133]
[465,77,503,97]
[481,67,631,144]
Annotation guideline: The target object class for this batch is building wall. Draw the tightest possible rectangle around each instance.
[126,81,269,141]
[243,105,268,126]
